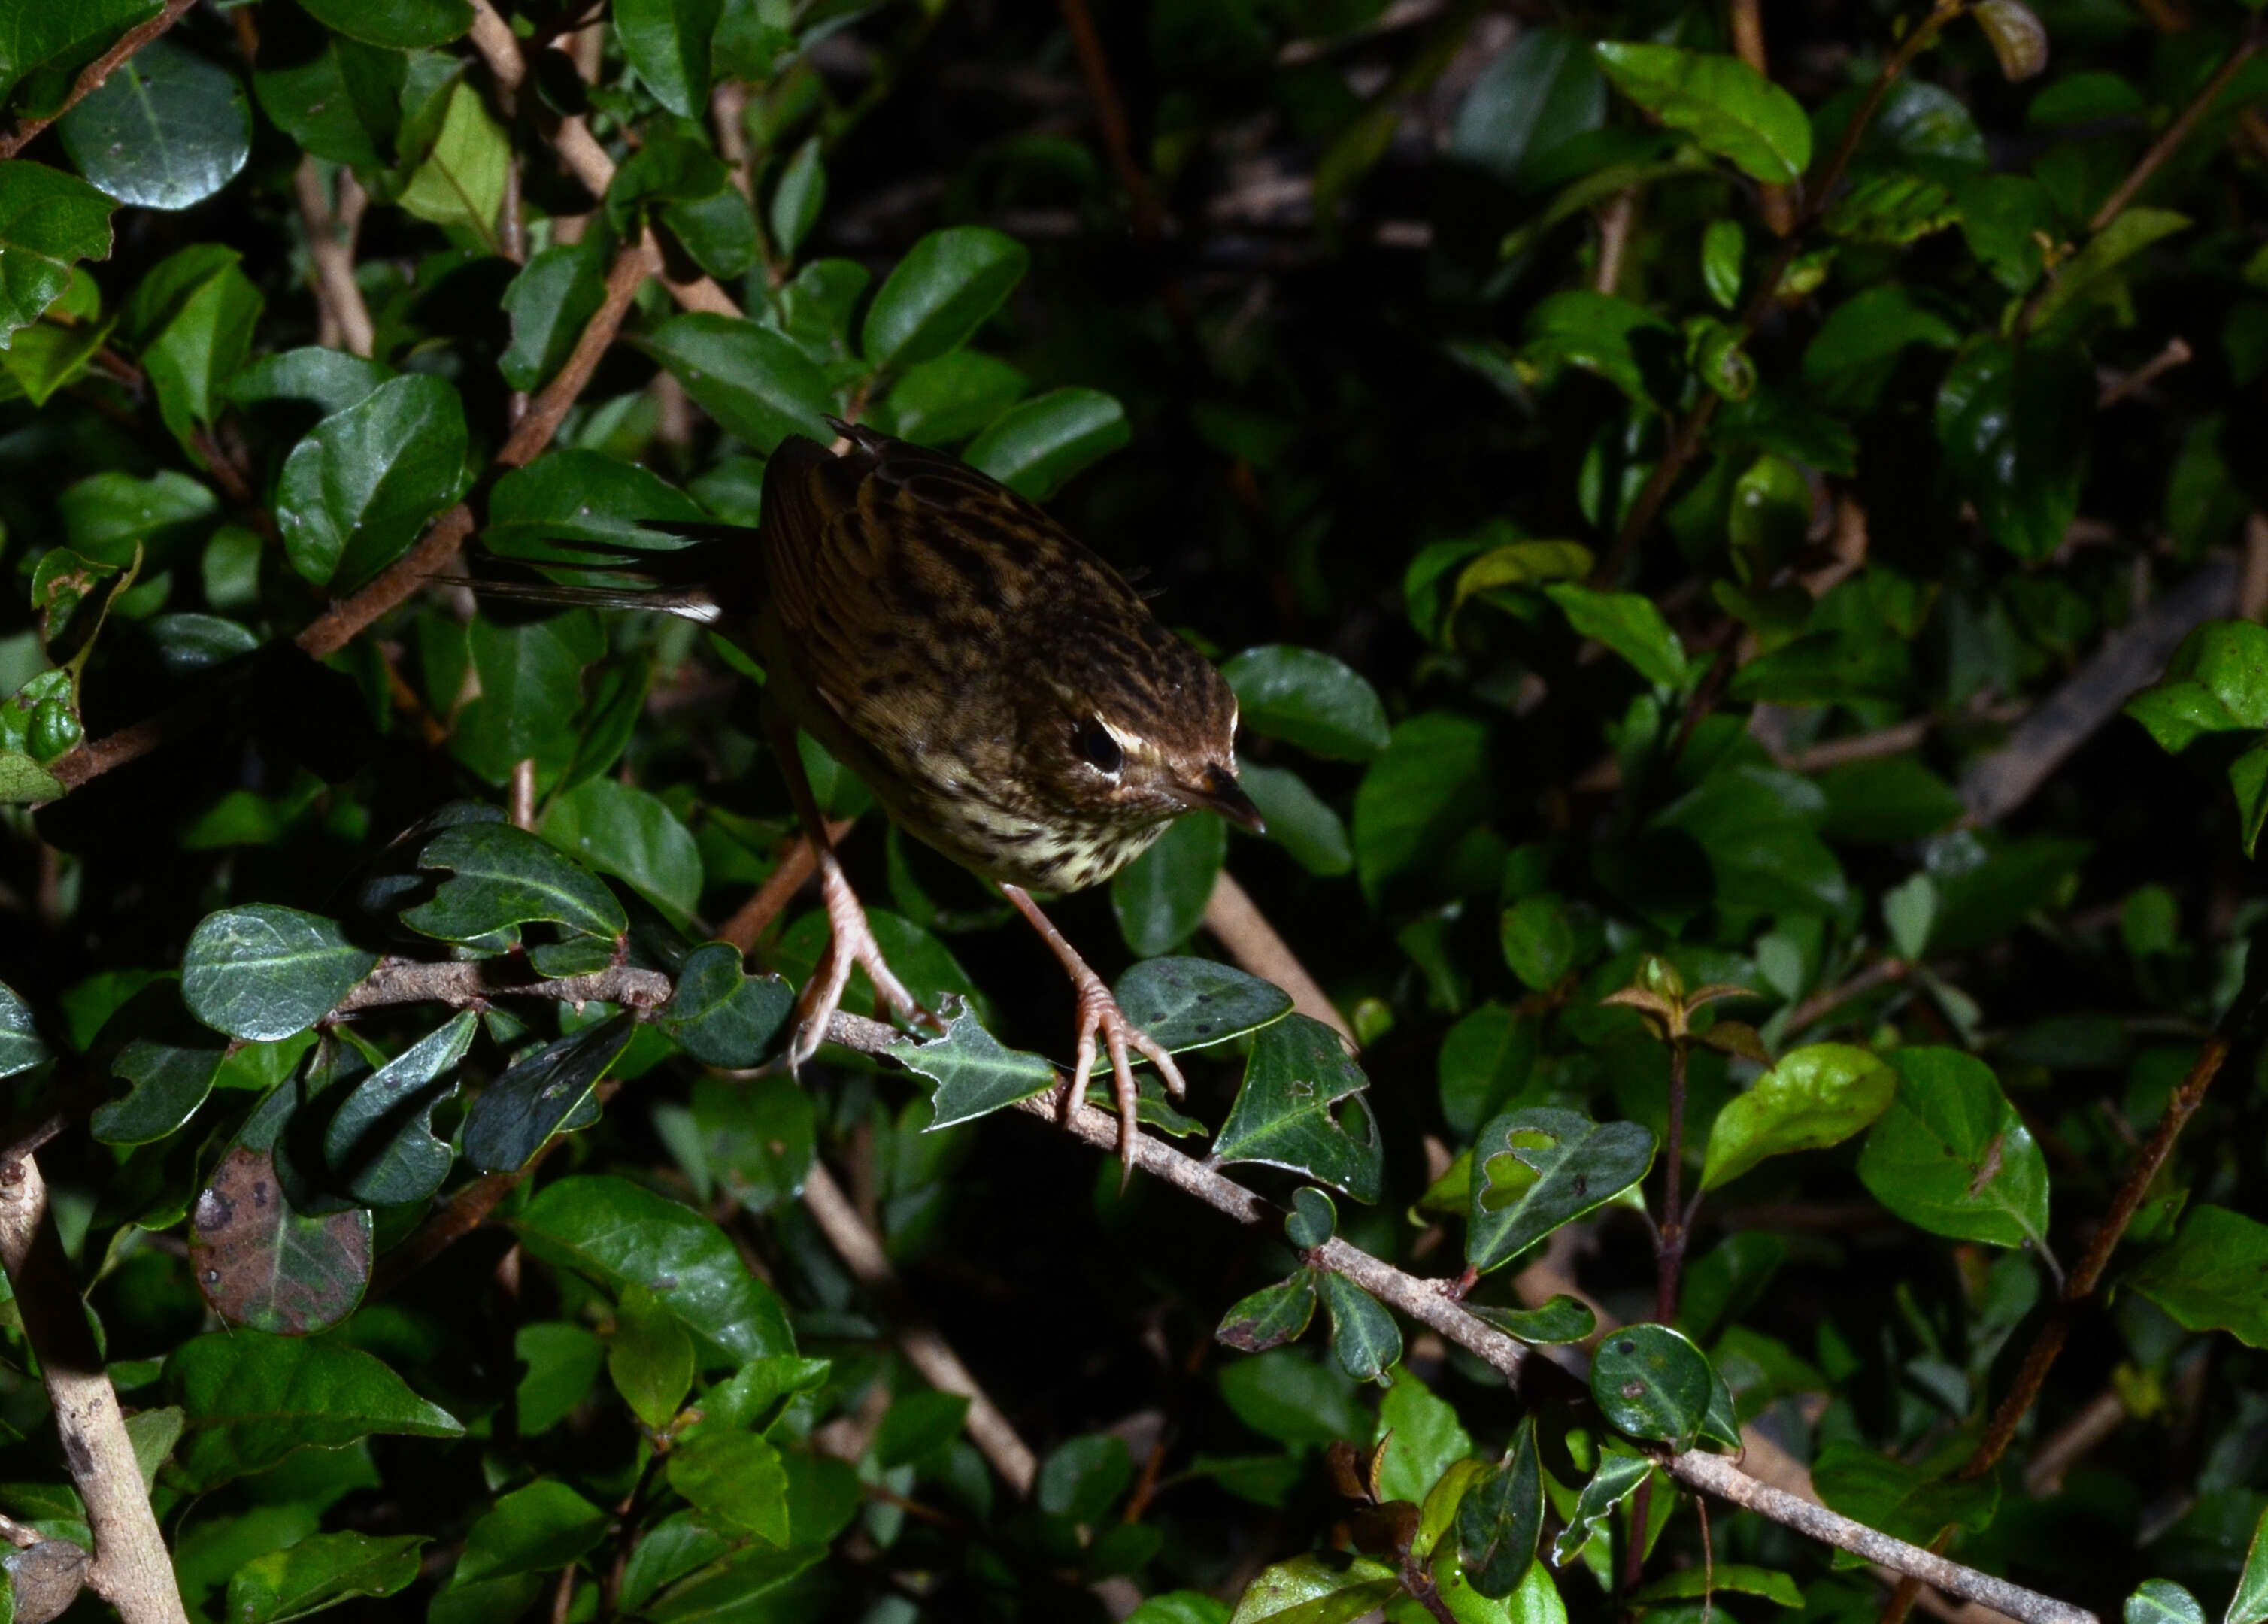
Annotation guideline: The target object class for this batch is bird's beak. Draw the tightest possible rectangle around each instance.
[1178,764,1266,833]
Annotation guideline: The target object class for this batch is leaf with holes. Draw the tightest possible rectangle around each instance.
[889,1003,1059,1129]
[1214,1016,1382,1204]
[1467,1108,1654,1276]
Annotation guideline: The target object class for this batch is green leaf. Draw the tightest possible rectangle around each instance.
[1439,1002,1539,1139]
[0,308,110,405]
[0,982,49,1081]
[878,350,1029,445]
[1519,291,1680,408]
[1039,1433,1135,1524]
[486,449,708,555]
[514,1174,796,1365]
[1286,1187,1336,1249]
[1702,219,1744,309]
[515,1323,603,1437]
[1214,1015,1382,1204]
[1590,1323,1715,1451]
[2225,1506,2268,1624]
[189,1141,372,1335]
[435,612,608,786]
[224,1532,426,1624]
[1221,647,1390,761]
[1654,765,1848,917]
[296,0,471,48]
[1543,584,1689,689]
[1936,338,2093,562]
[1501,895,1578,992]
[93,1025,229,1146]
[1317,1273,1401,1383]
[655,946,793,1071]
[874,1389,970,1469]
[226,347,393,416]
[611,1283,696,1431]
[1375,1365,1473,1507]
[1451,541,1596,625]
[2029,209,2190,335]
[458,1480,610,1583]
[0,0,150,110]
[1229,1554,1399,1624]
[1239,762,1351,876]
[167,1331,464,1492]
[1802,285,1963,414]
[1551,1449,1651,1566]
[1812,1441,1997,1546]
[2129,1583,2206,1624]
[1459,1416,1544,1598]
[1856,1047,2050,1250]
[889,1004,1057,1129]
[863,226,1030,371]
[616,0,721,117]
[253,41,399,169]
[0,161,114,346]
[1594,44,1812,183]
[1818,756,1964,844]
[2125,621,2268,751]
[1821,173,1957,247]
[1113,956,1293,1053]
[138,250,262,456]
[499,244,608,393]
[1466,1297,1597,1346]
[1467,1107,1654,1275]
[461,1015,635,1173]
[541,777,703,924]
[277,374,471,589]
[1216,1271,1320,1353]
[326,1013,477,1206]
[667,1429,789,1543]
[1112,812,1227,958]
[1129,1595,1233,1624]
[963,386,1131,500]
[58,38,249,212]
[1630,1565,1803,1607]
[769,135,825,257]
[641,313,835,453]
[181,905,377,1041]
[1352,711,1490,903]
[1448,25,1606,183]
[2128,1206,2268,1350]
[403,820,628,945]
[1702,1043,1896,1191]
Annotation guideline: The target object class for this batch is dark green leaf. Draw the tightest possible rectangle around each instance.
[874,1389,970,1470]
[1112,812,1227,958]
[1439,1002,1539,1138]
[656,944,793,1071]
[611,1283,695,1431]
[540,777,702,924]
[768,135,824,257]
[1654,765,1848,917]
[862,226,1030,371]
[641,313,835,453]
[667,1429,789,1543]
[58,38,248,211]
[1351,711,1490,902]
[1936,338,2093,563]
[1214,1015,1382,1204]
[168,1331,464,1492]
[1519,291,1680,409]
[1225,1554,1398,1622]
[1803,286,1963,414]
[297,0,471,48]
[1216,1272,1319,1353]
[1630,1565,1804,1607]
[2127,1582,2205,1624]
[515,1323,603,1437]
[1217,1349,1368,1448]
[1457,1416,1543,1599]
[1039,1434,1136,1524]
[1239,762,1353,875]
[462,1015,635,1173]
[323,1012,477,1206]
[1856,1047,2049,1249]
[1544,583,1689,688]
[1702,1042,1896,1191]
[1467,1107,1654,1275]
[226,347,393,416]
[615,0,720,117]
[0,161,114,344]
[1466,1296,1597,1345]
[0,982,49,1081]
[1317,1273,1400,1383]
[499,244,608,393]
[1286,1187,1336,1248]
[963,387,1130,500]
[457,1480,609,1583]
[2226,1507,2268,1624]
[1551,1449,1652,1565]
[514,1174,796,1364]
[277,375,470,589]
[1448,26,1605,184]
[1590,1323,1715,1450]
[2128,1206,2268,1349]
[879,350,1029,445]
[2030,209,2189,335]
[1114,956,1293,1053]
[1220,647,1390,761]
[403,821,627,946]
[1594,44,1811,183]
[181,905,377,1041]
[486,449,708,555]
[888,1004,1058,1129]
[1812,1441,1997,1546]
[224,1532,425,1624]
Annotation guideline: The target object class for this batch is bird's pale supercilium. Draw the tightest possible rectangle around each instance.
[484,422,1261,1173]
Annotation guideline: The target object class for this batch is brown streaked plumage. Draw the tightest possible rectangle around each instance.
[477,423,1260,1174]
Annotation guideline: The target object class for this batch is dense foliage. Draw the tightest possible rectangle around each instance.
[8,0,2268,1620]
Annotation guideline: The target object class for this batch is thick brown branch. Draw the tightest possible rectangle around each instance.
[0,0,198,160]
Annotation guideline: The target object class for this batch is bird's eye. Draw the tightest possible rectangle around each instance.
[1074,718,1124,776]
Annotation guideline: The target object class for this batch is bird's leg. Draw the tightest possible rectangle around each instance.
[999,883,1187,1181]
[763,709,937,1071]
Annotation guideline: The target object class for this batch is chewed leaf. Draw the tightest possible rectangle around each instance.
[1467,1107,1654,1275]
[1213,1016,1382,1203]
[1552,1450,1652,1568]
[190,1146,372,1335]
[890,1001,1059,1130]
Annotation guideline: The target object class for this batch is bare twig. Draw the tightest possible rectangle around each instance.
[1593,191,1638,295]
[0,0,199,159]
[510,759,538,830]
[0,1155,186,1624]
[1784,959,1911,1032]
[717,820,858,954]
[1058,0,1166,240]
[293,159,377,359]
[2097,336,2192,407]
[1202,871,1357,1046]
[1729,0,1794,234]
[2088,35,2260,233]
[800,1164,1039,1495]
[330,957,673,1017]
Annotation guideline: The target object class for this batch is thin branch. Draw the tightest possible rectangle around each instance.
[1057,0,1166,240]
[1729,0,1793,234]
[293,506,479,665]
[717,820,857,953]
[293,159,376,359]
[329,957,674,1017]
[2087,35,2260,233]
[497,231,663,468]
[0,0,198,160]
[1202,871,1357,1046]
[800,1163,1039,1496]
[0,1154,186,1624]
[1784,959,1911,1032]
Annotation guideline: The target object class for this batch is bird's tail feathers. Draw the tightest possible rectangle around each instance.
[447,574,725,623]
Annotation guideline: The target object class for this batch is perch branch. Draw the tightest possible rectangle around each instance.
[800,1163,1039,1496]
[0,0,198,159]
[329,957,674,1017]
[0,1153,186,1624]
[294,159,376,359]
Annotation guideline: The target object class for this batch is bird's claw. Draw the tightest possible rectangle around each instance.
[784,858,941,1074]
[1061,975,1187,1187]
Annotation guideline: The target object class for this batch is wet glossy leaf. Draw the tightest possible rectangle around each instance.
[1217,1271,1320,1353]
[457,1480,609,1583]
[462,1015,635,1173]
[1113,811,1227,959]
[616,0,720,117]
[1227,1553,1399,1624]
[59,38,248,212]
[1544,583,1689,688]
[2129,1582,2205,1624]
[1458,1416,1542,1598]
[611,1283,695,1431]
[1936,338,2092,562]
[189,1145,371,1335]
[1551,1449,1651,1566]
[1317,1273,1400,1383]
[1467,1107,1654,1275]
[1590,1323,1713,1450]
[2226,1508,2268,1624]
[1702,1043,1896,1190]
[1595,44,1810,183]
[1114,956,1293,1053]
[514,1174,796,1364]
[182,906,377,1042]
[2128,1206,2268,1349]
[642,313,834,453]
[277,374,470,589]
[888,1005,1057,1129]
[0,982,47,1080]
[863,226,1029,371]
[962,386,1129,500]
[225,1532,425,1624]
[403,821,627,945]
[1466,1297,1597,1346]
[1812,1441,1997,1545]
[541,777,702,924]
[1214,1016,1382,1203]
[486,448,708,556]
[297,0,471,48]
[0,161,114,344]
[167,1331,464,1492]
[1222,646,1391,761]
[323,1012,476,1206]
[1856,1047,2048,1249]
[656,944,793,1071]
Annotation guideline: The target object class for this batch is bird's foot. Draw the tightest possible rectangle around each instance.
[785,856,941,1072]
[1063,970,1188,1187]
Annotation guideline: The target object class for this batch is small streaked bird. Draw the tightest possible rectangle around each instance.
[478,422,1261,1171]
